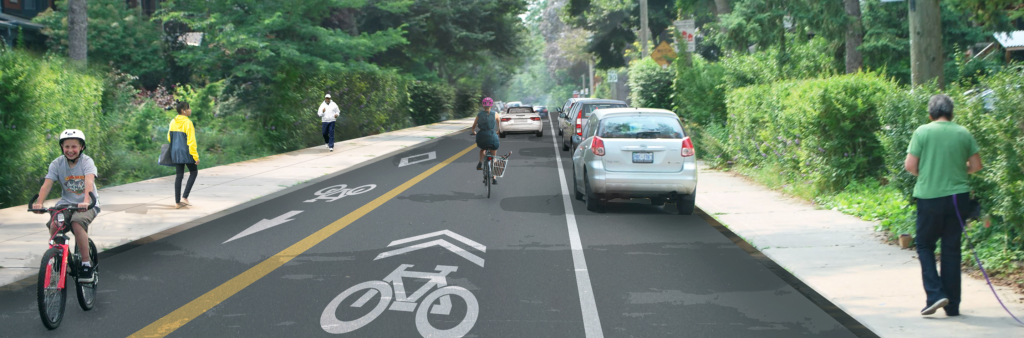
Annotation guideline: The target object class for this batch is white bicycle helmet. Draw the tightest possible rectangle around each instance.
[59,129,87,152]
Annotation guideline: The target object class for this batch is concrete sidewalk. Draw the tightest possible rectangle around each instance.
[0,118,474,289]
[696,163,1024,337]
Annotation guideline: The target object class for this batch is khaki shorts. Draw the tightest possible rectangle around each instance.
[44,208,97,232]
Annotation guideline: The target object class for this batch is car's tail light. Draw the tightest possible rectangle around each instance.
[592,136,605,156]
[681,137,695,157]
[530,117,540,121]
[575,112,583,136]
[500,118,511,122]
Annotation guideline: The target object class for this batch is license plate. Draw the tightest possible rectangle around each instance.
[514,119,528,123]
[632,152,654,163]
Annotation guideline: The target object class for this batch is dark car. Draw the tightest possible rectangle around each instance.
[533,106,549,118]
[558,99,627,153]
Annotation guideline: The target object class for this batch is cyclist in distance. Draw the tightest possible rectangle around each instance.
[32,129,100,283]
[471,97,500,185]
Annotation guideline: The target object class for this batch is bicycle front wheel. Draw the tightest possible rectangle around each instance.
[320,281,393,334]
[75,239,98,310]
[37,247,66,330]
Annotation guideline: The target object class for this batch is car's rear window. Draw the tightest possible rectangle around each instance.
[581,103,626,117]
[598,116,685,139]
[506,107,534,114]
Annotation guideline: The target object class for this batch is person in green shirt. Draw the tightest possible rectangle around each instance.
[904,94,983,317]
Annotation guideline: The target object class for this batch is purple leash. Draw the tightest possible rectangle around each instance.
[952,194,1024,326]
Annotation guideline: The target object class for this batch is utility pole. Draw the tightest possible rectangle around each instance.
[640,0,649,58]
[909,0,943,88]
[588,58,595,98]
[68,0,88,65]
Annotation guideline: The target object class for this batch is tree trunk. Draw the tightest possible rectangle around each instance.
[714,0,731,15]
[844,0,863,73]
[68,0,88,65]
[909,0,943,88]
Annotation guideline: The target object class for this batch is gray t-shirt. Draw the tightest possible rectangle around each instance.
[45,154,101,213]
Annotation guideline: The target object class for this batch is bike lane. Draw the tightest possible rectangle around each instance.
[0,135,480,337]
[152,122,589,337]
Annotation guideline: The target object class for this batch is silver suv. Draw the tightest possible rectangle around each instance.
[570,108,697,214]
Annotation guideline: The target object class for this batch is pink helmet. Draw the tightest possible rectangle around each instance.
[482,97,494,107]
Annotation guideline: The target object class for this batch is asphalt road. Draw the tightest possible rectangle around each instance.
[0,118,866,338]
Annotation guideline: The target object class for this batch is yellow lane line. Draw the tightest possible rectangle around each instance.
[129,144,478,338]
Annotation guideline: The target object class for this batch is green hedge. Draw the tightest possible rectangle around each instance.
[408,82,455,125]
[725,73,898,194]
[628,57,675,109]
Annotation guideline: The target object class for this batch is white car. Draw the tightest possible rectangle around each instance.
[571,108,697,214]
[499,106,543,138]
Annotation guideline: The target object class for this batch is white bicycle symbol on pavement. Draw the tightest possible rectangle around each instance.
[305,184,376,203]
[320,264,478,337]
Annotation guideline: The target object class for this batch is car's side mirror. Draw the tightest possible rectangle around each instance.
[559,113,566,119]
[571,135,582,144]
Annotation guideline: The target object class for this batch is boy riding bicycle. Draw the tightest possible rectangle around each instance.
[32,129,100,283]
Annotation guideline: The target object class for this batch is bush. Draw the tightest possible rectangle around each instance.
[408,82,455,125]
[454,87,482,119]
[725,73,897,194]
[628,57,674,109]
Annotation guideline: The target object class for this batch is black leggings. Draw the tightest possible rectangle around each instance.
[175,163,198,203]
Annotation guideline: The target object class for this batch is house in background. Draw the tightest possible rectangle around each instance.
[0,0,51,47]
[1,0,163,47]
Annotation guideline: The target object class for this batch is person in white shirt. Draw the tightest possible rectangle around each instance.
[318,93,341,151]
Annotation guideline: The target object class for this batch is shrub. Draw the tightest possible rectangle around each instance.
[454,87,482,119]
[408,81,455,125]
[628,57,674,109]
[725,73,897,194]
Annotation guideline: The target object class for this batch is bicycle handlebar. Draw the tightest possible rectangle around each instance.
[27,191,97,212]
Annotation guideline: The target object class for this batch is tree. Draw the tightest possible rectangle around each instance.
[563,0,676,69]
[68,0,87,64]
[909,0,943,87]
[844,0,862,73]
[359,0,529,84]
[948,0,1024,30]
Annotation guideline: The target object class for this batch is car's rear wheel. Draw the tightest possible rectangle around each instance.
[561,135,569,151]
[536,130,543,137]
[499,132,507,138]
[650,198,666,206]
[585,174,602,213]
[676,193,696,215]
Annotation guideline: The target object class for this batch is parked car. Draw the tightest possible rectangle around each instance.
[499,106,543,137]
[559,99,627,153]
[557,98,584,125]
[570,108,697,214]
[533,106,549,118]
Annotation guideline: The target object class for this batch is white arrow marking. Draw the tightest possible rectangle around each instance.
[375,239,485,267]
[385,230,486,252]
[398,151,437,168]
[224,210,304,244]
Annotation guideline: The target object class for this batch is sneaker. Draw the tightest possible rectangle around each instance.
[330,148,334,152]
[78,265,94,283]
[921,298,949,315]
[176,202,188,209]
[476,162,482,170]
[492,178,498,185]
[181,198,192,206]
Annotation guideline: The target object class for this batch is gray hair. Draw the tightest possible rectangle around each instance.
[928,94,954,120]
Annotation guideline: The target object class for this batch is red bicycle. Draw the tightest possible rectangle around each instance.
[27,192,98,330]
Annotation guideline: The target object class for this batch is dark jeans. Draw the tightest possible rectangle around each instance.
[322,122,336,148]
[916,192,969,313]
[175,163,198,204]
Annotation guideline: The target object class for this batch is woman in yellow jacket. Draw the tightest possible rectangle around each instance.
[168,102,200,209]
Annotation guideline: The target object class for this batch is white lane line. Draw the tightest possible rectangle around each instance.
[548,117,605,337]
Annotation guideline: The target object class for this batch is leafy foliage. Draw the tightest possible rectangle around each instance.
[627,57,674,109]
[408,82,455,125]
[35,0,167,87]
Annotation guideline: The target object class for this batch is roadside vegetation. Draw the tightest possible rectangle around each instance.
[0,0,531,208]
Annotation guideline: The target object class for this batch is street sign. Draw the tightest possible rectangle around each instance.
[673,19,696,53]
[650,40,677,67]
[608,72,618,83]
